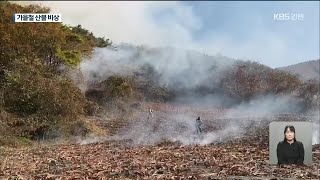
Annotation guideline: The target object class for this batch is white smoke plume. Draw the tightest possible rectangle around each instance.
[79,45,235,93]
[74,45,318,146]
[311,111,320,145]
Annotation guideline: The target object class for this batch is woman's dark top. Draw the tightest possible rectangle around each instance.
[277,140,304,165]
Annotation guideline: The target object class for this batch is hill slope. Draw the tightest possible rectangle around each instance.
[277,59,320,81]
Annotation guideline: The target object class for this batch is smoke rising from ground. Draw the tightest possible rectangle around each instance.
[79,86,316,146]
[79,45,235,93]
[79,111,319,146]
[223,94,303,118]
[311,111,320,145]
[74,45,319,146]
[113,96,305,146]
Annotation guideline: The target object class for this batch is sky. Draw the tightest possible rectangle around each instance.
[17,1,319,68]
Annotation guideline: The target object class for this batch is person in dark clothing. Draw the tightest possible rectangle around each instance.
[195,117,203,134]
[277,125,305,165]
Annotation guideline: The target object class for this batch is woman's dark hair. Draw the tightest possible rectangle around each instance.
[283,125,296,142]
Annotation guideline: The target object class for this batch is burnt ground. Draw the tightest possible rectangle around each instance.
[0,106,319,180]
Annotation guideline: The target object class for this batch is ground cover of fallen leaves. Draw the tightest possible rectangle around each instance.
[1,126,319,179]
[1,104,319,179]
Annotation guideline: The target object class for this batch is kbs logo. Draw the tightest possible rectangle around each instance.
[273,13,304,21]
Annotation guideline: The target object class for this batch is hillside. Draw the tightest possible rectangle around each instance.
[277,59,320,81]
[83,45,319,111]
[0,2,320,179]
[1,1,319,146]
[0,2,111,145]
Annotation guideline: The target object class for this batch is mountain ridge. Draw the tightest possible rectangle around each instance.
[277,59,320,81]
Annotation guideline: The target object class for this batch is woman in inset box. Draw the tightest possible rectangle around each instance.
[277,125,305,165]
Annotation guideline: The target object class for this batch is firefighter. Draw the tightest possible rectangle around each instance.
[196,116,203,134]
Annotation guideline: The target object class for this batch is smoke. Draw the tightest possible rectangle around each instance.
[78,110,245,146]
[313,120,319,145]
[77,93,309,146]
[119,112,199,145]
[310,111,320,145]
[79,45,235,93]
[115,95,304,145]
[74,44,318,146]
[9,1,319,146]
[223,94,303,118]
[22,0,315,146]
